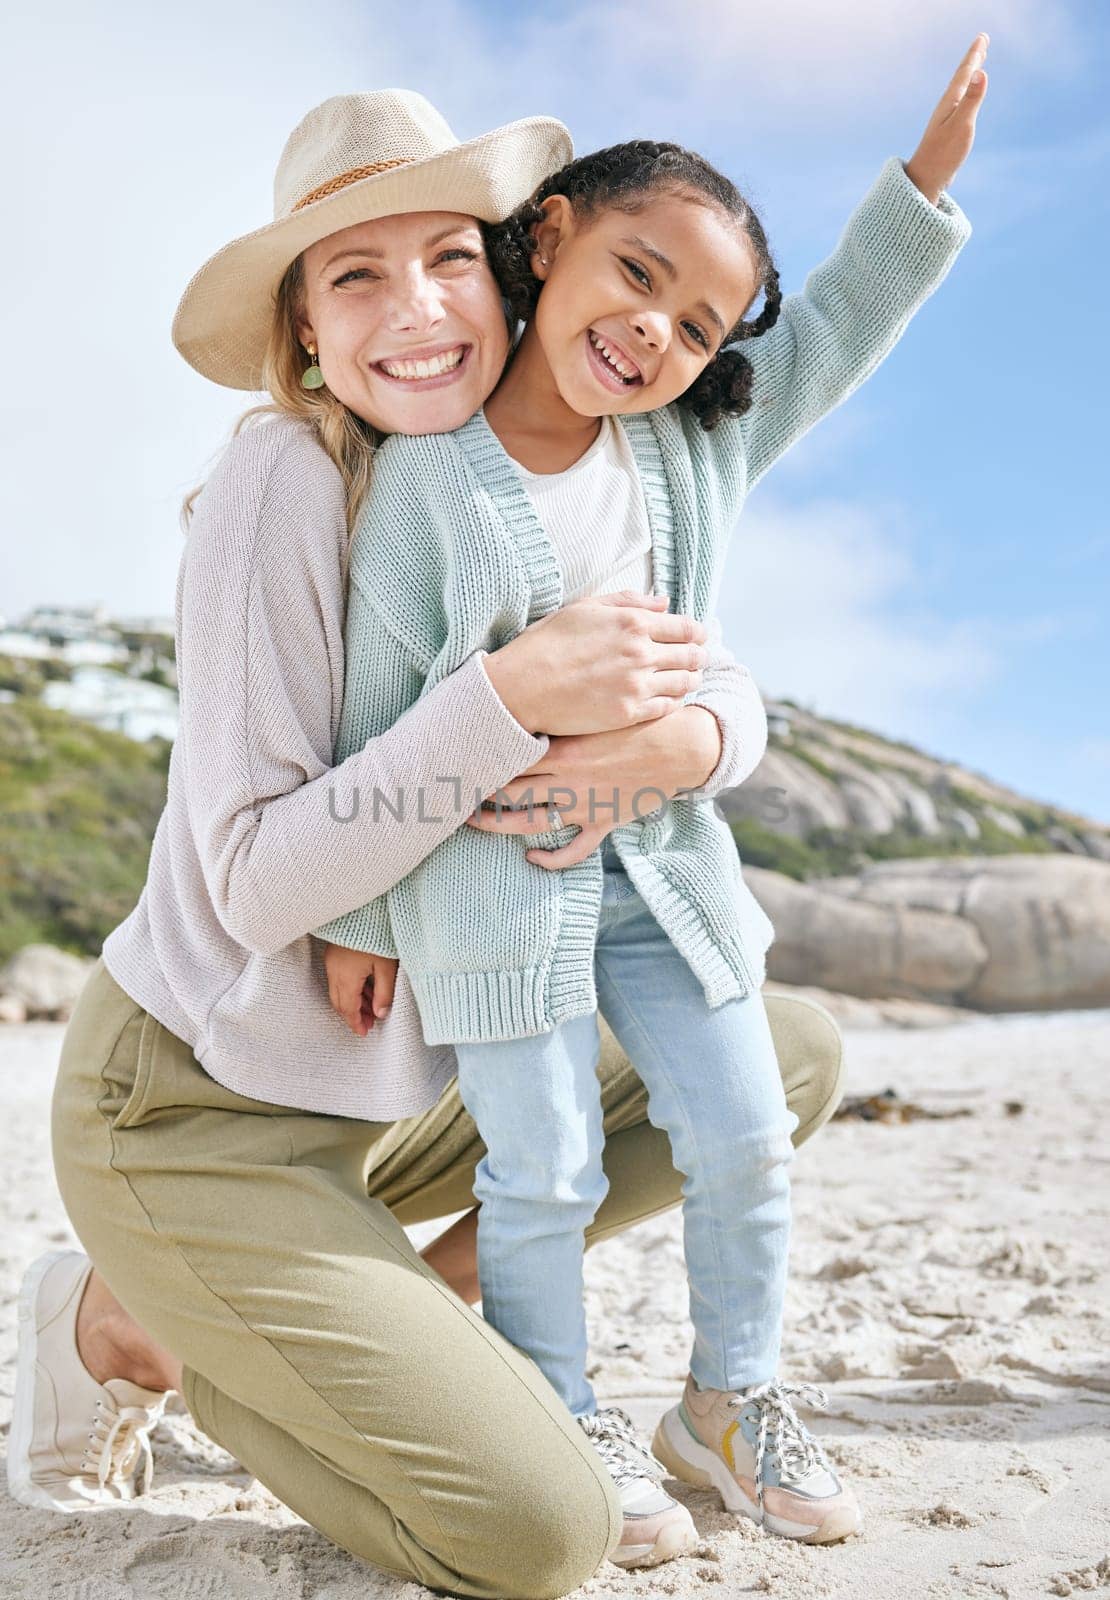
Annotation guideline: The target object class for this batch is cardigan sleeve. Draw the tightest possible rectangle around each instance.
[681,615,768,801]
[310,577,428,955]
[724,155,972,495]
[178,421,549,957]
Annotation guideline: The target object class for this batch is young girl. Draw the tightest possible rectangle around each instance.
[316,37,986,1568]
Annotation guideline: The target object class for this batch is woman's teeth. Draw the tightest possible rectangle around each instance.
[379,346,465,380]
[589,330,640,383]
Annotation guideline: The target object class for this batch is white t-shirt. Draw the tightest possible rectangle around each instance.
[514,415,653,602]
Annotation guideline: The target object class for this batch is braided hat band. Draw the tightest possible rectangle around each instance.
[292,159,413,213]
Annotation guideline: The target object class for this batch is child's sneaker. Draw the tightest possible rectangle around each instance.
[651,1375,861,1543]
[577,1406,699,1569]
[7,1250,171,1512]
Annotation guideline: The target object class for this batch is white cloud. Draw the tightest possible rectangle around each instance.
[951,123,1110,237]
[0,0,1090,623]
[713,494,1004,737]
[393,0,1080,150]
[1077,737,1110,770]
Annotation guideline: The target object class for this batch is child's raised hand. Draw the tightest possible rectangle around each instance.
[905,33,989,205]
[323,943,397,1036]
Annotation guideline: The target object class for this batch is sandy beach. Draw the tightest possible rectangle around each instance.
[2,1007,1107,1600]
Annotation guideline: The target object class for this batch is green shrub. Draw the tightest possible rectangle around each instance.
[727,819,831,881]
[782,744,841,782]
[0,654,47,697]
[0,700,168,960]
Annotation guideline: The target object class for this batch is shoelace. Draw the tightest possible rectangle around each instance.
[578,1406,664,1490]
[728,1379,833,1515]
[80,1396,158,1495]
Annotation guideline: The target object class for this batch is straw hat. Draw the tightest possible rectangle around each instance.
[172,89,573,390]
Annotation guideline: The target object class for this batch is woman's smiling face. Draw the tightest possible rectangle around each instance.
[530,189,762,418]
[297,211,511,434]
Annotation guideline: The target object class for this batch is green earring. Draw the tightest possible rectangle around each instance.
[301,346,324,390]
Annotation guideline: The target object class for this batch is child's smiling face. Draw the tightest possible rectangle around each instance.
[529,189,762,418]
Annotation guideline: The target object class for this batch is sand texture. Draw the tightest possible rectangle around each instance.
[2,1009,1108,1599]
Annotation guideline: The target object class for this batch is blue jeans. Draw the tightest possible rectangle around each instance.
[453,832,798,1417]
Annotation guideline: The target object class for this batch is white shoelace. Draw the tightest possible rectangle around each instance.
[578,1406,664,1490]
[80,1396,158,1495]
[728,1379,833,1513]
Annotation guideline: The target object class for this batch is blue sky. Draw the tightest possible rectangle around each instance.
[3,0,1106,821]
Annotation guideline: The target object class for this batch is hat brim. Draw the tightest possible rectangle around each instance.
[172,115,571,390]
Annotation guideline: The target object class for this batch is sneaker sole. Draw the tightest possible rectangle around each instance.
[652,1407,861,1544]
[7,1250,90,1513]
[610,1516,700,1569]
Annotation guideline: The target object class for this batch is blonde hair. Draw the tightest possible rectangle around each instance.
[180,256,378,598]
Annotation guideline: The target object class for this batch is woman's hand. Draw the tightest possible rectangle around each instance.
[905,33,989,205]
[464,704,724,868]
[481,591,708,737]
[323,944,398,1036]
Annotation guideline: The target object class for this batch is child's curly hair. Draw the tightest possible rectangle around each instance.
[483,140,782,431]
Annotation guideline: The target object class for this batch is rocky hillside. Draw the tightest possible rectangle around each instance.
[718,701,1110,1013]
[721,698,1110,878]
[1,689,1106,1013]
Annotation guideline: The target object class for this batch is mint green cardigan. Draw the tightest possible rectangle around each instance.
[315,155,972,1046]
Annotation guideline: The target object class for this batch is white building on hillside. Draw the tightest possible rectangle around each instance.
[42,668,178,744]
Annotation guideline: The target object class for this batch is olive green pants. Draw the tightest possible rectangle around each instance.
[51,957,843,1599]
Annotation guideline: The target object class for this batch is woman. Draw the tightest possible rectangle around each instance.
[9,91,844,1595]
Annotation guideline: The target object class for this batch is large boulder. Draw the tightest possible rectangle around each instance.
[882,769,944,837]
[805,744,943,837]
[728,744,955,841]
[722,750,851,837]
[0,944,95,1020]
[746,867,987,1004]
[826,762,902,835]
[817,856,1110,1011]
[1081,830,1110,864]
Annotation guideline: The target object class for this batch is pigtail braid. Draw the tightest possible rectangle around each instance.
[735,265,783,341]
[682,350,755,432]
[482,202,545,324]
[682,263,784,430]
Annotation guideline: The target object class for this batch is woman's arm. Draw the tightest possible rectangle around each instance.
[181,423,707,955]
[178,421,549,957]
[466,614,768,867]
[680,615,768,801]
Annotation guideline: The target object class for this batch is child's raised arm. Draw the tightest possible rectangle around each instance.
[731,34,988,493]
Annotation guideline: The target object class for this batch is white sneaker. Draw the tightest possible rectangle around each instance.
[577,1406,699,1569]
[7,1250,171,1512]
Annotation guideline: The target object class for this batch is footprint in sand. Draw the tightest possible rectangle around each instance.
[54,1583,133,1600]
[124,1535,302,1599]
